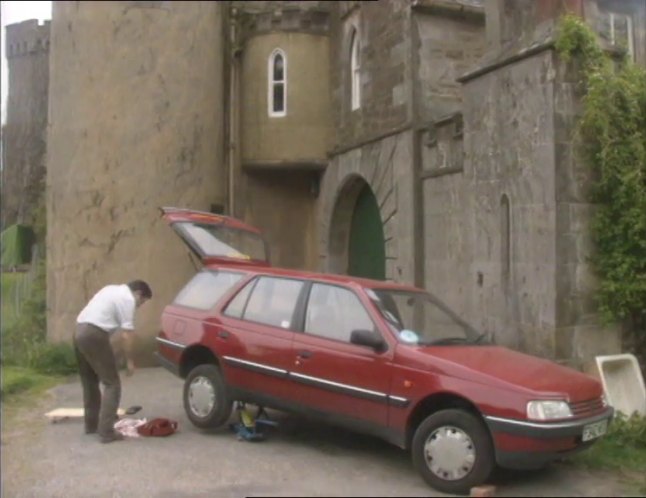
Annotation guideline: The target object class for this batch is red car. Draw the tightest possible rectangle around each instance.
[155,207,613,495]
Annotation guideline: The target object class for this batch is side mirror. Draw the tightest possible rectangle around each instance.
[350,329,387,352]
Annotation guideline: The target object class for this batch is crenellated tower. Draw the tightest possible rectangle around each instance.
[1,19,50,230]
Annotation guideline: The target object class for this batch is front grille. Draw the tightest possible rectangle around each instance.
[569,397,605,417]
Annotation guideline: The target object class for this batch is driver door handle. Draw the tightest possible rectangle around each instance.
[297,350,313,359]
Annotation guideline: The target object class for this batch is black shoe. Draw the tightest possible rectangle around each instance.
[99,432,124,444]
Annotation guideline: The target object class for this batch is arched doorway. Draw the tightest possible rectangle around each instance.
[348,184,385,279]
[328,176,385,280]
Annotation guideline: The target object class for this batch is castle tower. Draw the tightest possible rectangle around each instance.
[231,1,332,270]
[46,1,226,357]
[1,19,50,230]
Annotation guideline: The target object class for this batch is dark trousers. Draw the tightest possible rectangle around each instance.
[74,323,121,437]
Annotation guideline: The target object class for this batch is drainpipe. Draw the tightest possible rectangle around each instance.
[228,8,239,216]
[410,5,425,290]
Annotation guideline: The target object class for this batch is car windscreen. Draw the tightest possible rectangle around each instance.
[175,222,268,262]
[366,288,484,346]
[173,270,244,310]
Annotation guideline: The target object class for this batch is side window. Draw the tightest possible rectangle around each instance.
[173,271,243,310]
[268,49,287,117]
[305,284,374,343]
[223,278,257,319]
[242,277,303,329]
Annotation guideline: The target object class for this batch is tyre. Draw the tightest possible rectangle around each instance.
[183,364,232,429]
[411,409,495,495]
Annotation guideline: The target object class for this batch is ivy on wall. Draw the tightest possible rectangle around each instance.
[556,15,646,326]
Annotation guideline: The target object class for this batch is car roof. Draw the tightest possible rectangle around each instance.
[204,263,422,292]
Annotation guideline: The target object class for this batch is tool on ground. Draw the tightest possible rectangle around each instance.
[45,405,142,423]
[229,402,278,442]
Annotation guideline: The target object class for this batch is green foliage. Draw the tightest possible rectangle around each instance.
[556,15,646,325]
[1,366,64,401]
[0,190,76,376]
[30,341,78,376]
[573,412,646,491]
[1,367,38,397]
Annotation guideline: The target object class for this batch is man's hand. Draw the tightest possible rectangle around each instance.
[126,358,135,377]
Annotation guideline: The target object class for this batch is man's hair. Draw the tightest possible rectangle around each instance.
[128,280,153,299]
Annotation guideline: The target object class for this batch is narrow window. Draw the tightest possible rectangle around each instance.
[599,12,635,61]
[350,28,361,111]
[268,49,286,117]
[501,195,511,283]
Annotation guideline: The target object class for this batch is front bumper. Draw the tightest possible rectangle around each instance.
[485,406,614,469]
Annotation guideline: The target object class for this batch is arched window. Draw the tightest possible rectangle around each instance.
[268,49,286,117]
[350,27,361,111]
[500,194,511,282]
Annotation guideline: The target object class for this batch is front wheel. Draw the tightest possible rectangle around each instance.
[183,364,232,429]
[412,409,495,495]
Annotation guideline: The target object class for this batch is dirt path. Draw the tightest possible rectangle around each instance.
[1,368,641,497]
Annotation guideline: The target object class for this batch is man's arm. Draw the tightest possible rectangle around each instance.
[122,331,136,376]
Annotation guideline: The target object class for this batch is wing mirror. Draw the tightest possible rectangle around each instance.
[350,329,387,353]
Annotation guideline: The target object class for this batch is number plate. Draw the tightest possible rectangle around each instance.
[582,420,608,442]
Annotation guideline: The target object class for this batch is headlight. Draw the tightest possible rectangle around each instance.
[526,400,572,420]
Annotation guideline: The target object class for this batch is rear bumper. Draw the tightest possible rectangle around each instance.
[485,407,614,469]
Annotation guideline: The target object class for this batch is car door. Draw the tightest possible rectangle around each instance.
[288,282,393,427]
[217,275,306,403]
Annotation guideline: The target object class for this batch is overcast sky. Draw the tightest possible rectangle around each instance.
[1,1,52,125]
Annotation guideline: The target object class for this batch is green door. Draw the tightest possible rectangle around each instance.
[348,185,385,280]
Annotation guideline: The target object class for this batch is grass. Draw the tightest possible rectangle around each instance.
[1,366,64,400]
[0,271,28,333]
[570,413,646,494]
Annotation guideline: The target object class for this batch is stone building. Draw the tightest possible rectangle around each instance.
[16,0,643,366]
[1,19,50,230]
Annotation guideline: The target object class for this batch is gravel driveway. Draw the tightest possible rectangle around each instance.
[0,367,639,497]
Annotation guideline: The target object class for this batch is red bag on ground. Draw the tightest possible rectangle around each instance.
[136,418,178,437]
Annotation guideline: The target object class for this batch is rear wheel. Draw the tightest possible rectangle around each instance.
[412,409,494,495]
[183,364,232,429]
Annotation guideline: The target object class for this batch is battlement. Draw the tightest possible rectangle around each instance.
[5,19,51,59]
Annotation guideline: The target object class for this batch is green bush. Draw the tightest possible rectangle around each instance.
[1,211,77,377]
[0,367,38,397]
[609,411,646,450]
[31,341,78,376]
[556,15,646,327]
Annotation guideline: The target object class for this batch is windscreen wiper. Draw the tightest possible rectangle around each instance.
[426,337,471,346]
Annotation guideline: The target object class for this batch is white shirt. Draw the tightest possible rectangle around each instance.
[77,284,136,334]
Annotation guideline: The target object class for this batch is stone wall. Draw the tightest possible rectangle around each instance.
[413,3,486,121]
[329,0,411,152]
[319,130,416,286]
[46,1,226,363]
[1,20,50,230]
[437,49,559,356]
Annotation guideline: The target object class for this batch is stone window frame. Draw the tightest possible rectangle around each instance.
[268,48,287,118]
[349,26,361,111]
[597,10,635,61]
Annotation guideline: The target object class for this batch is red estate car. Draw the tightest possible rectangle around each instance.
[155,207,613,495]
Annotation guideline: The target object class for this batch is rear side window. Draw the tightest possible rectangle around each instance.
[224,276,303,329]
[173,271,243,310]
